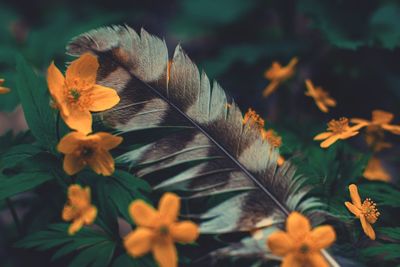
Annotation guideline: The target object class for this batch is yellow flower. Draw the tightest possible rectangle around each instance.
[305,79,336,113]
[352,109,400,136]
[267,212,336,267]
[263,57,298,97]
[363,157,391,182]
[0,78,11,94]
[243,108,265,129]
[57,131,123,176]
[62,184,97,235]
[344,184,380,240]
[47,53,120,134]
[124,193,199,267]
[314,117,366,148]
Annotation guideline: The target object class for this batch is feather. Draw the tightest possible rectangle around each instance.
[67,25,337,265]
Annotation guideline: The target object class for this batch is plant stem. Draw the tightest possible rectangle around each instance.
[5,198,22,236]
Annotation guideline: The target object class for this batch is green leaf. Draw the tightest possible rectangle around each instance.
[0,153,57,201]
[15,55,57,151]
[359,183,400,208]
[361,244,400,260]
[0,143,42,171]
[16,224,116,267]
[377,227,400,241]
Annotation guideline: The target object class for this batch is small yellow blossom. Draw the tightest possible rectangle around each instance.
[124,193,199,267]
[47,53,120,134]
[364,157,391,182]
[305,79,336,113]
[0,79,11,94]
[62,184,97,235]
[57,131,123,176]
[344,184,380,240]
[267,212,336,267]
[314,117,366,148]
[263,57,298,97]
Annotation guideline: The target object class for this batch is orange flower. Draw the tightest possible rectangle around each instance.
[57,131,123,176]
[344,184,380,240]
[0,79,11,94]
[124,193,199,267]
[243,108,265,129]
[267,212,336,267]
[305,79,336,113]
[263,57,298,97]
[365,129,392,152]
[314,117,366,148]
[62,184,97,235]
[352,110,400,136]
[363,157,391,182]
[47,53,120,134]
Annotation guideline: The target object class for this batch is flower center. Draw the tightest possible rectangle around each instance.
[69,88,81,102]
[299,244,310,254]
[327,117,350,134]
[361,198,380,224]
[159,225,169,236]
[81,147,94,158]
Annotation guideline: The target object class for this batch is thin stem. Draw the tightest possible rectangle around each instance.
[5,198,22,236]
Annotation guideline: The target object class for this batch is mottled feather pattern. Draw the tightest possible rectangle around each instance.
[67,25,305,235]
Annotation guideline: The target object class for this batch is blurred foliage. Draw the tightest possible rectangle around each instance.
[1,0,400,266]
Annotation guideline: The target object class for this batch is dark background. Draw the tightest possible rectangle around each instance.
[1,0,400,266]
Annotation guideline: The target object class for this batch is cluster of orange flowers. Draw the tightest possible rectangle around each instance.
[243,108,285,166]
[45,54,199,267]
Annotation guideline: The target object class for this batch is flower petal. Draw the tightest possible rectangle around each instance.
[262,80,280,97]
[281,254,302,267]
[152,238,177,267]
[360,215,376,240]
[286,212,311,240]
[350,118,370,125]
[344,202,361,217]
[316,101,329,113]
[159,193,180,223]
[47,63,67,114]
[0,86,11,94]
[308,252,329,267]
[124,228,155,257]
[57,131,87,154]
[82,206,97,224]
[97,132,123,150]
[267,231,294,256]
[88,85,120,112]
[310,225,336,249]
[313,132,332,140]
[63,154,86,175]
[63,109,92,135]
[129,200,158,228]
[340,130,359,139]
[348,184,362,208]
[68,219,84,235]
[170,221,199,243]
[382,124,400,135]
[88,149,115,176]
[66,53,98,87]
[62,205,75,221]
[320,135,340,148]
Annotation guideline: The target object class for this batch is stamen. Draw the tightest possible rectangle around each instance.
[261,129,282,148]
[243,108,265,129]
[327,117,350,134]
[362,198,380,224]
[69,89,81,102]
[299,244,310,254]
[81,147,94,158]
[159,225,169,236]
